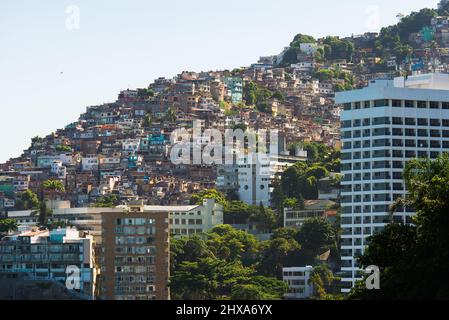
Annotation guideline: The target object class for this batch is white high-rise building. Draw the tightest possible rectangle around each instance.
[336,73,449,293]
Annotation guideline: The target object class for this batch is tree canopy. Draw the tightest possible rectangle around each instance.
[190,189,227,206]
[0,219,18,234]
[170,225,287,300]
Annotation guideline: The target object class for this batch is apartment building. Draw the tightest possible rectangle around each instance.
[100,206,170,300]
[336,73,449,293]
[283,266,314,300]
[140,199,223,237]
[8,198,222,241]
[238,153,307,207]
[284,200,337,229]
[0,228,98,299]
[224,77,243,103]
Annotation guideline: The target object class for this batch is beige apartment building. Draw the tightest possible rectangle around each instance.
[100,206,170,300]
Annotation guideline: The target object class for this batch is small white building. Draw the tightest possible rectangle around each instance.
[283,266,314,300]
[300,43,323,55]
[121,139,141,152]
[291,62,315,73]
[142,199,223,236]
[81,156,99,171]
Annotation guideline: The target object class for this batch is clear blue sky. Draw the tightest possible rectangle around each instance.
[0,0,438,162]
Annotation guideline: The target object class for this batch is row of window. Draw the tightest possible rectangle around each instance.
[343,100,449,111]
[115,266,154,274]
[170,218,203,225]
[115,226,156,235]
[116,218,155,226]
[342,117,449,128]
[340,215,413,225]
[343,128,449,139]
[114,256,154,265]
[114,246,157,255]
[115,236,156,245]
[341,205,414,214]
[115,275,155,284]
[171,228,204,235]
[343,139,449,150]
[342,150,445,160]
[342,160,405,171]
[341,193,402,203]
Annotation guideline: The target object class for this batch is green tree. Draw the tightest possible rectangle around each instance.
[42,180,65,193]
[258,237,301,278]
[296,217,336,264]
[36,201,52,226]
[171,235,214,273]
[190,189,227,206]
[231,276,287,300]
[15,190,40,210]
[290,34,316,48]
[0,219,18,234]
[309,264,341,300]
[322,36,354,61]
[92,195,119,208]
[55,145,72,152]
[164,107,177,122]
[207,225,259,263]
[223,201,256,225]
[249,204,277,233]
[143,113,152,128]
[170,257,220,300]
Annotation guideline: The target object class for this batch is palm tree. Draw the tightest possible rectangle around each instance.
[42,179,65,193]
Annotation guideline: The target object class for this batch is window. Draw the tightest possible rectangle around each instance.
[341,121,351,128]
[430,101,439,109]
[418,118,428,126]
[374,99,388,107]
[405,118,416,126]
[417,101,427,109]
[430,130,441,138]
[405,100,415,108]
[392,117,403,125]
[418,140,428,148]
[418,129,428,137]
[430,119,441,127]
[392,100,402,107]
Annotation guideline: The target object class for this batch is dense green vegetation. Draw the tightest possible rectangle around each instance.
[190,189,228,206]
[349,154,449,299]
[322,36,354,61]
[0,219,18,234]
[92,195,119,208]
[15,189,40,210]
[170,225,287,300]
[170,218,340,300]
[313,67,355,91]
[55,145,72,152]
[281,5,444,68]
[243,82,286,114]
[272,142,340,211]
[42,179,65,193]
